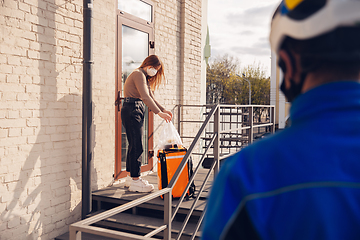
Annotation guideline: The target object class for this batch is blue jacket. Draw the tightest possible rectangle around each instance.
[202,81,360,240]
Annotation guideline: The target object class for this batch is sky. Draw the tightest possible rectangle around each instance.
[207,0,280,77]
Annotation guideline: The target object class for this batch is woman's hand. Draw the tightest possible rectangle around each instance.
[162,110,173,120]
[158,111,172,122]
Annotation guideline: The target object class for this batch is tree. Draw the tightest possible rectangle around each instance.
[206,54,240,104]
[206,55,270,108]
[239,63,270,105]
[239,63,270,123]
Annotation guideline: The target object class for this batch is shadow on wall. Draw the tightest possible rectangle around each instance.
[0,0,97,239]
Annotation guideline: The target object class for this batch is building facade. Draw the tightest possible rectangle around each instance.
[0,0,208,238]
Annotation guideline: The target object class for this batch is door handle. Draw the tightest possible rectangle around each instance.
[148,150,154,159]
[115,91,123,111]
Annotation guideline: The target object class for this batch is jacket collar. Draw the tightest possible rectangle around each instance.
[290,81,360,124]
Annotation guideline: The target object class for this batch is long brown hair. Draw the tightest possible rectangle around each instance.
[139,55,165,90]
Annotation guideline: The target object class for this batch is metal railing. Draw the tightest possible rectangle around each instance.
[69,104,275,240]
[177,104,275,159]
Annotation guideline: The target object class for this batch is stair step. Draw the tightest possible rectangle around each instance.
[95,211,201,239]
[93,194,208,218]
[92,171,212,218]
[56,211,201,240]
[55,232,118,240]
[57,170,211,240]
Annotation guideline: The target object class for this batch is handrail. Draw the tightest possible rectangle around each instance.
[69,188,171,239]
[168,104,220,240]
[70,224,151,240]
[171,133,217,222]
[76,188,170,226]
[144,225,167,238]
[169,104,275,240]
[168,105,218,189]
[176,135,218,240]
[187,150,219,240]
[69,104,275,240]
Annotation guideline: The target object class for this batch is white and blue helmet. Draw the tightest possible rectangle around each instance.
[270,0,360,53]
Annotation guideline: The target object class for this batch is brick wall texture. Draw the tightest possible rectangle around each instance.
[153,0,203,150]
[0,0,203,239]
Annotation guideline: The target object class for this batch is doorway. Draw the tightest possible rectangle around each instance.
[115,1,155,180]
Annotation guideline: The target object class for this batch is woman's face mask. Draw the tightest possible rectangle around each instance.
[147,67,158,77]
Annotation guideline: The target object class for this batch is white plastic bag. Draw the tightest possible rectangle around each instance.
[157,122,183,149]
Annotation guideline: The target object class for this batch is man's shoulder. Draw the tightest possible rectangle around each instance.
[222,128,302,177]
[239,128,297,157]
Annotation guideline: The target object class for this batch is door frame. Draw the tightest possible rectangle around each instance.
[115,8,155,180]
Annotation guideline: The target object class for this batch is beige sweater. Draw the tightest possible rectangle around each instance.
[123,68,165,114]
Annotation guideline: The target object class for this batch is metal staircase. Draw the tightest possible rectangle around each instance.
[67,104,275,240]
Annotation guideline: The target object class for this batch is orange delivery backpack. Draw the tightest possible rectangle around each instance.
[157,145,195,199]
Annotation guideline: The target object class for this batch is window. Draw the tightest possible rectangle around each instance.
[118,0,152,22]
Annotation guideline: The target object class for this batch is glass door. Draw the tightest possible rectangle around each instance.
[121,25,149,170]
[115,4,155,180]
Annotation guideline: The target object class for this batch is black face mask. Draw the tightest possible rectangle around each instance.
[280,76,303,103]
[278,56,306,103]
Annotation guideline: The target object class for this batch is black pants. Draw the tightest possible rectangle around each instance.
[121,100,145,178]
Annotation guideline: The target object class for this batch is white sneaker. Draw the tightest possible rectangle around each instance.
[125,176,149,188]
[128,178,154,193]
[124,176,132,188]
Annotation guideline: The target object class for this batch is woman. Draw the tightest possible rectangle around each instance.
[121,55,172,193]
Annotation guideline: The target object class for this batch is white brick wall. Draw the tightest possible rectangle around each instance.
[0,0,115,238]
[0,0,203,238]
[153,0,203,152]
[92,0,116,190]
